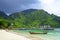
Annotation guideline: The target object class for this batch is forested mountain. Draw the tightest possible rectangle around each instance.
[0,11,10,29]
[0,11,8,19]
[0,9,60,29]
[9,9,60,28]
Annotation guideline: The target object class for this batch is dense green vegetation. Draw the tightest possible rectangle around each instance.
[0,19,10,29]
[0,9,60,29]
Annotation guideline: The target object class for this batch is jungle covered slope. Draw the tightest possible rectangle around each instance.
[0,9,60,29]
[9,9,60,28]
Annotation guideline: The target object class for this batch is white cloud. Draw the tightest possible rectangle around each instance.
[39,0,60,16]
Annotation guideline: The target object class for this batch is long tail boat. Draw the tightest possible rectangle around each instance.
[29,32,47,34]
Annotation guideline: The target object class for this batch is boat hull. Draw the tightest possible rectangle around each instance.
[29,32,47,34]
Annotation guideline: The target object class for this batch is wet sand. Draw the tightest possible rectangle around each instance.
[7,30,43,40]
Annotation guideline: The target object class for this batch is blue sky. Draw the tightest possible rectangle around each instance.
[0,0,60,16]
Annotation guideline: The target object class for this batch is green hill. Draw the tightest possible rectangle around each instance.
[0,11,9,19]
[0,9,60,29]
[0,11,10,29]
[9,9,60,28]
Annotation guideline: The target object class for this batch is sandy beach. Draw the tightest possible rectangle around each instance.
[0,30,31,40]
[7,30,43,40]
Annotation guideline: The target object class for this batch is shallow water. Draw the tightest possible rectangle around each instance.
[13,28,60,40]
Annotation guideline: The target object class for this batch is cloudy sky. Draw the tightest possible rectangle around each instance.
[0,0,60,16]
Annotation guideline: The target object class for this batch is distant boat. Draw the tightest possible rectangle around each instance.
[44,28,54,30]
[40,25,54,30]
[29,32,47,34]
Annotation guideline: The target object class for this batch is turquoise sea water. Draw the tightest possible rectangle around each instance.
[13,28,60,40]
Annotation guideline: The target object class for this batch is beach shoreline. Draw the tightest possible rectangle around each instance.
[6,30,43,40]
